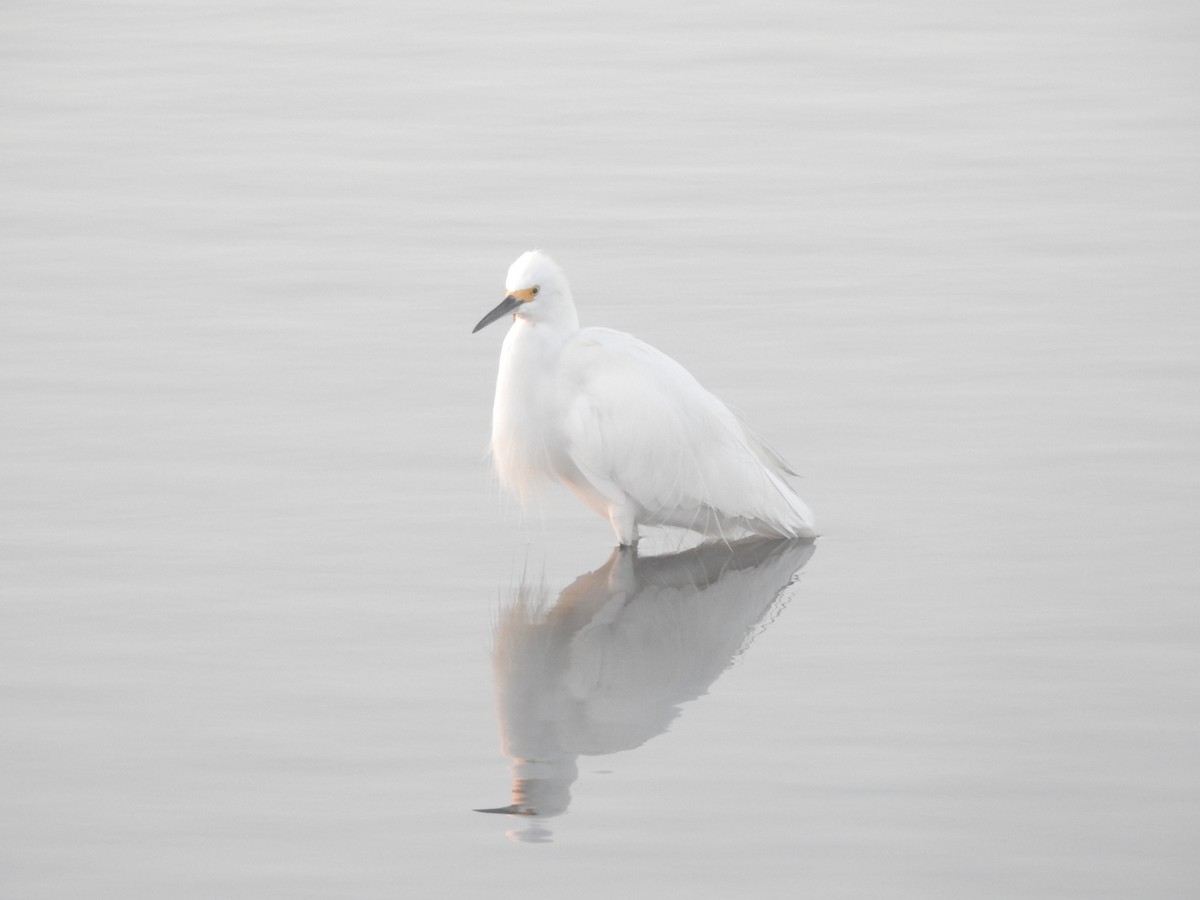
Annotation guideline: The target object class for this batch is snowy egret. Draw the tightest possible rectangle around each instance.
[472,250,816,546]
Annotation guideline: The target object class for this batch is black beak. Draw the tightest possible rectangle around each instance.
[472,295,522,333]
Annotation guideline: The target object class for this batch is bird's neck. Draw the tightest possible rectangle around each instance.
[503,316,573,369]
[518,316,578,337]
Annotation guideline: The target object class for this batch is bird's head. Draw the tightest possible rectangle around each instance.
[472,250,578,333]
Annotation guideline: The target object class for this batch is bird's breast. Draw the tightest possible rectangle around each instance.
[490,323,572,498]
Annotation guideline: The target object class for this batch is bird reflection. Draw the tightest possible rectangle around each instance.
[476,536,815,838]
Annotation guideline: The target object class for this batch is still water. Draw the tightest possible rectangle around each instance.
[2,0,1198,897]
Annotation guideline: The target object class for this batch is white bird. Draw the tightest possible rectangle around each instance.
[472,250,816,547]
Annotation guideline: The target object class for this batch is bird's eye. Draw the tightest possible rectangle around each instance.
[531,286,540,296]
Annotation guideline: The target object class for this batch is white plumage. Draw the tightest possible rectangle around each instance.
[473,250,816,546]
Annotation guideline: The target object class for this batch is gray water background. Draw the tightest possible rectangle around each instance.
[2,0,1198,896]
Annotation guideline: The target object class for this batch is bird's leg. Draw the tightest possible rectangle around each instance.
[609,503,639,549]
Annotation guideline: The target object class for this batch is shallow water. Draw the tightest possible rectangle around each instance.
[2,1,1198,897]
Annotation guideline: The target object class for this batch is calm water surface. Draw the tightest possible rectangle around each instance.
[2,1,1198,897]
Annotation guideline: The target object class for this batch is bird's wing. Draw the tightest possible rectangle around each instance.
[556,328,806,531]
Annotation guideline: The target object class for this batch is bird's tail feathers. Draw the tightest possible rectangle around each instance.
[737,417,799,478]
